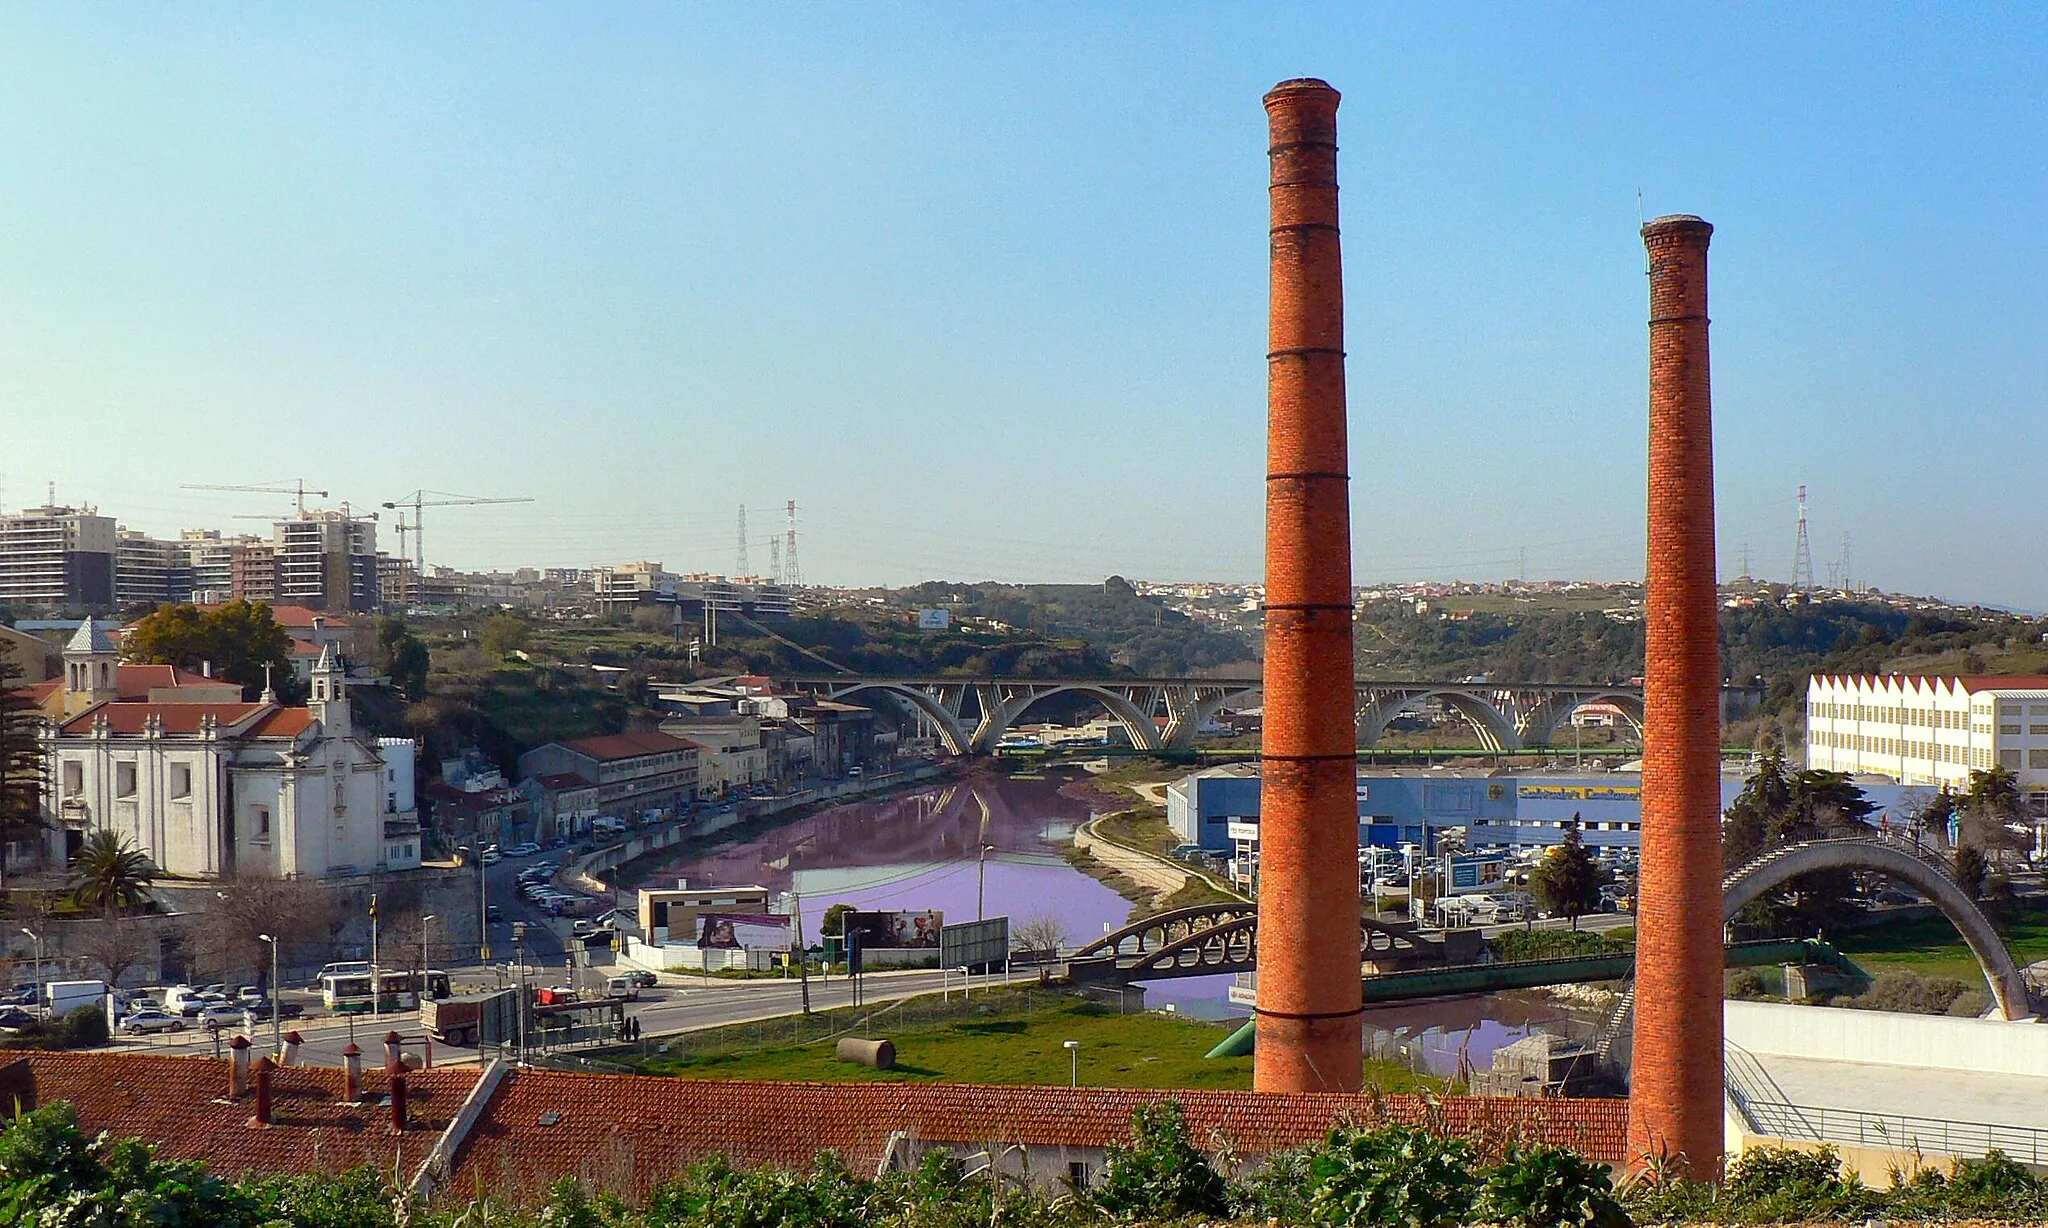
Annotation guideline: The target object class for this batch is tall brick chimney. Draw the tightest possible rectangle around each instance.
[1629,213,1724,1176]
[1254,77,1363,1095]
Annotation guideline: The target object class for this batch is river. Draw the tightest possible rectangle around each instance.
[649,768,1597,1064]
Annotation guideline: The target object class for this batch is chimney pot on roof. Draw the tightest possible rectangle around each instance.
[388,1072,408,1133]
[251,1057,274,1126]
[384,1031,403,1074]
[280,1031,303,1066]
[201,660,213,678]
[342,1043,362,1102]
[228,1034,252,1098]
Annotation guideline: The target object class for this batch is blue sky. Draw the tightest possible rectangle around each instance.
[2,5,2043,605]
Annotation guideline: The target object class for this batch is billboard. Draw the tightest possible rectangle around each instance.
[1444,856,1508,893]
[847,910,942,949]
[940,916,1010,970]
[917,609,952,630]
[696,913,791,950]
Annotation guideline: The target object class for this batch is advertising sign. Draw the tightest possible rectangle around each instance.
[1226,821,1260,843]
[917,609,952,630]
[696,913,791,950]
[1517,784,1641,802]
[1444,856,1507,893]
[940,916,1010,970]
[846,909,943,949]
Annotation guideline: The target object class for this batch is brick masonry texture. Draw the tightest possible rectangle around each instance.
[1257,77,1363,1094]
[1628,213,1725,1177]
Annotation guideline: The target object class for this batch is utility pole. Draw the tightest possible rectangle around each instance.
[791,890,811,1014]
[1792,483,1815,590]
[369,894,380,1021]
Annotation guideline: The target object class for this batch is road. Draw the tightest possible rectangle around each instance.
[103,965,1010,1068]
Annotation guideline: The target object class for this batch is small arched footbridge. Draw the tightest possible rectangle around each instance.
[1719,830,2041,1021]
[1063,903,1455,985]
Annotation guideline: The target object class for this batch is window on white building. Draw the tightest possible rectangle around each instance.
[2031,750,2048,769]
[169,765,191,799]
[2003,725,2023,736]
[115,763,136,798]
[62,761,83,795]
[251,805,271,840]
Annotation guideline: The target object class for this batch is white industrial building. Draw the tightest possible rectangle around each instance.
[1805,673,2048,808]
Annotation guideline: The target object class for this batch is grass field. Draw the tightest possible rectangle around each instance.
[1834,907,2048,984]
[633,997,1445,1093]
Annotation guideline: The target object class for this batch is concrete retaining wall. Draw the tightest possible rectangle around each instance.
[1726,1000,2048,1078]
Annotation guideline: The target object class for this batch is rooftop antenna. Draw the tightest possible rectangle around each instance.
[1791,484,1815,590]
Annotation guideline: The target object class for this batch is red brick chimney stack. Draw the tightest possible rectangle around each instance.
[1254,77,1363,1095]
[250,1056,274,1127]
[1629,213,1724,1177]
[389,1071,409,1133]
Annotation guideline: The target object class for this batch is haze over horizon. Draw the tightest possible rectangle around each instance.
[3,7,2042,607]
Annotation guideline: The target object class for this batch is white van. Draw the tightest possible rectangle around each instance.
[162,985,207,1017]
[603,974,639,1001]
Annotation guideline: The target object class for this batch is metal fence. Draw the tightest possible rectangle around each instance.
[1740,1098,2048,1165]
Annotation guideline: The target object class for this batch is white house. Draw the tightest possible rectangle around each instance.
[43,627,419,878]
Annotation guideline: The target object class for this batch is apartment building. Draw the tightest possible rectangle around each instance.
[274,512,379,612]
[114,530,184,607]
[1805,673,2048,809]
[0,504,117,608]
[517,732,698,840]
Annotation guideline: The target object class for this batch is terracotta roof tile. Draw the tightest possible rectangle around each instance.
[558,732,696,762]
[57,702,269,735]
[3,1051,479,1181]
[448,1074,1628,1204]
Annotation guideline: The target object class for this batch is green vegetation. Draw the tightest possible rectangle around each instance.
[0,654,45,889]
[0,1004,110,1051]
[890,576,1256,675]
[1489,928,1626,962]
[65,831,156,918]
[123,599,297,700]
[11,1094,2048,1225]
[631,995,1441,1094]
[1525,820,1608,929]
[1832,908,2048,985]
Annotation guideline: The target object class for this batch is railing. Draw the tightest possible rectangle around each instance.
[1741,1099,2048,1165]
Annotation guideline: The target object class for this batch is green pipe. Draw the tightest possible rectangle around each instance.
[1207,1018,1255,1058]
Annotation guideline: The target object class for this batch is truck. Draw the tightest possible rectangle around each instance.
[420,987,519,1047]
[47,980,108,1019]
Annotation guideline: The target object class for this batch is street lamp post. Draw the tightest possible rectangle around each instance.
[421,915,437,994]
[1063,1038,1080,1088]
[21,930,42,1015]
[977,844,996,922]
[256,934,281,1056]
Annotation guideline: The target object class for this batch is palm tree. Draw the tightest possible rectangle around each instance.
[68,831,158,919]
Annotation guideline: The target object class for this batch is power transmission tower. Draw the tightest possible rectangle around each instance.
[1791,484,1815,590]
[1739,542,1753,582]
[768,537,783,585]
[784,500,802,588]
[735,505,749,578]
[1839,532,1853,594]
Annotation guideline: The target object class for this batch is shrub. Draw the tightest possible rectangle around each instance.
[1843,969,1978,1016]
[1305,1123,1477,1228]
[1721,1144,1883,1222]
[1227,1144,1317,1223]
[1724,967,1768,1000]
[1479,1142,1630,1228]
[1090,1100,1226,1221]
[1492,929,1622,962]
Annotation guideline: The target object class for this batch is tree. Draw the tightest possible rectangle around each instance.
[478,615,530,658]
[1527,816,1608,929]
[819,903,856,938]
[0,654,49,890]
[1722,752,1876,936]
[73,916,151,989]
[370,617,430,699]
[66,832,156,918]
[1012,914,1068,959]
[1960,768,2029,864]
[186,875,339,983]
[1954,844,1990,900]
[123,600,296,701]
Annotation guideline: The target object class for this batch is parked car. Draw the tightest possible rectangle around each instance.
[121,1011,186,1035]
[479,847,502,865]
[506,842,541,858]
[485,905,505,924]
[0,1007,37,1032]
[236,986,264,1004]
[199,1004,246,1030]
[241,1000,305,1029]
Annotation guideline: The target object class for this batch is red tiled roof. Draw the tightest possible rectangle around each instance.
[448,1075,1629,1203]
[17,679,59,703]
[57,703,268,735]
[245,707,317,737]
[1,1051,477,1181]
[194,604,350,630]
[559,731,696,762]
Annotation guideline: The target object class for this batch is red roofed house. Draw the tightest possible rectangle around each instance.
[517,732,698,841]
[42,620,420,877]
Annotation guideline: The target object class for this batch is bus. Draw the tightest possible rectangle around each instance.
[319,966,453,1013]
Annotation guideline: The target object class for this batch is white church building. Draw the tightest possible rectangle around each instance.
[40,619,421,878]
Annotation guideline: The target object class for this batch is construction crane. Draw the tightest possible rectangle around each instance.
[381,490,536,603]
[181,479,329,516]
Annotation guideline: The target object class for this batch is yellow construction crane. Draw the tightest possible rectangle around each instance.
[180,478,329,517]
[381,490,535,604]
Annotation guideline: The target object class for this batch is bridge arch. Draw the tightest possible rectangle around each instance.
[1357,689,1521,753]
[826,683,971,756]
[1518,691,1646,747]
[974,684,1161,753]
[1723,837,2035,1021]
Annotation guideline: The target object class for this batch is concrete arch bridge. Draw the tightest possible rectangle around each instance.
[775,675,1765,756]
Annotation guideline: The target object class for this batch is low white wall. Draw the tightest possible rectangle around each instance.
[621,935,772,972]
[1725,1000,2048,1078]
